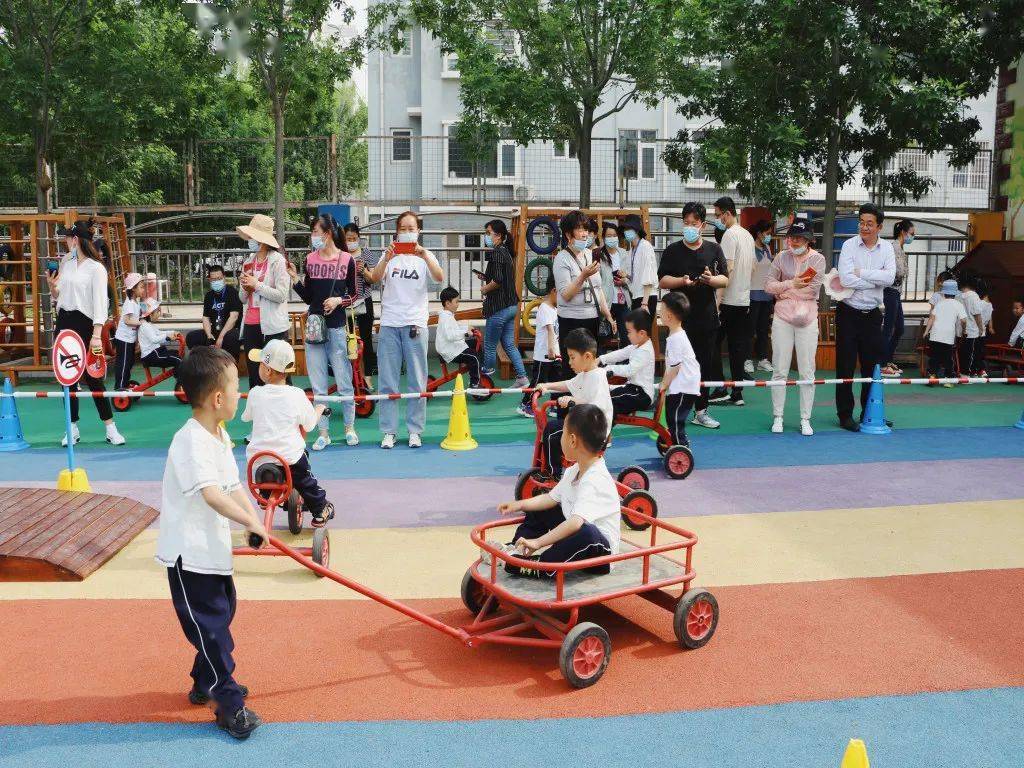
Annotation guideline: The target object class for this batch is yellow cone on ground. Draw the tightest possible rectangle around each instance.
[441,373,477,451]
[56,468,92,493]
[840,739,870,768]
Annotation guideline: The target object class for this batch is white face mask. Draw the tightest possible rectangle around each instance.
[311,235,326,251]
[346,240,361,252]
[791,244,808,256]
[397,231,418,244]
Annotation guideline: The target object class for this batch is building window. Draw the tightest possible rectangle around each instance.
[391,129,412,162]
[396,28,413,56]
[442,52,459,74]
[690,130,707,181]
[620,129,657,180]
[952,145,989,190]
[887,147,933,178]
[446,128,497,179]
[553,140,578,159]
[463,233,481,261]
[500,142,516,178]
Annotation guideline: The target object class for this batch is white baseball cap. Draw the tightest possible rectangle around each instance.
[247,338,295,373]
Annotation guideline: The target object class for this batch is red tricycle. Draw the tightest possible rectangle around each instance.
[514,391,660,531]
[302,337,375,418]
[426,328,495,400]
[610,387,695,480]
[235,451,329,573]
[110,334,189,411]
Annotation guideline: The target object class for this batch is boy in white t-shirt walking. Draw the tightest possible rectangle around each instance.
[957,275,985,376]
[243,339,335,526]
[156,346,268,740]
[436,286,482,388]
[495,404,620,579]
[535,328,613,478]
[519,274,559,418]
[659,292,703,447]
[599,308,656,415]
[923,279,967,385]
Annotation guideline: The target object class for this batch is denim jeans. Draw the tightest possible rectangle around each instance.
[377,324,428,436]
[483,304,527,379]
[304,327,355,428]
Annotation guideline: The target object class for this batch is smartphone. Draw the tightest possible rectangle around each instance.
[472,268,487,279]
[46,260,59,276]
[394,241,416,255]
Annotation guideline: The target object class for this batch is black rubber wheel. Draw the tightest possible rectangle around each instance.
[312,528,329,575]
[471,373,495,402]
[616,465,650,492]
[674,588,719,649]
[664,445,695,480]
[524,256,554,298]
[514,469,549,501]
[525,216,560,256]
[286,490,303,535]
[460,567,498,616]
[621,489,658,531]
[112,380,140,413]
[559,622,611,689]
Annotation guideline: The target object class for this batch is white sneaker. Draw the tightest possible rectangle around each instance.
[380,433,396,449]
[691,409,720,429]
[312,434,331,451]
[345,428,359,446]
[744,360,755,375]
[771,417,784,433]
[481,543,519,566]
[105,424,126,446]
[61,423,81,447]
[408,433,422,448]
[757,359,774,372]
[513,376,530,389]
[800,419,814,436]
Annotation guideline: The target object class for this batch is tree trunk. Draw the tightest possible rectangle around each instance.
[34,132,54,348]
[820,122,840,311]
[578,108,594,209]
[35,133,49,214]
[273,97,286,251]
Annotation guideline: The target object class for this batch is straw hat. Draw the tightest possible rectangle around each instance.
[236,214,280,250]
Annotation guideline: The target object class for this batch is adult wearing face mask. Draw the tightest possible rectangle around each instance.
[622,214,658,318]
[480,218,529,390]
[746,219,775,375]
[237,214,292,389]
[881,219,912,376]
[344,222,380,383]
[186,264,242,359]
[657,201,729,429]
[597,221,630,347]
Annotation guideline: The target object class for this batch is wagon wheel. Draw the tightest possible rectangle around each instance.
[471,373,495,402]
[621,489,658,531]
[312,528,330,575]
[664,445,694,480]
[616,465,650,492]
[514,469,549,501]
[673,588,719,649]
[112,380,140,412]
[559,622,611,689]
[460,567,498,616]
[286,490,303,535]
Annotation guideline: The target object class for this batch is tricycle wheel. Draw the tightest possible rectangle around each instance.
[174,384,189,405]
[559,622,610,688]
[111,380,139,412]
[621,489,657,531]
[286,490,303,535]
[460,568,498,616]
[616,465,650,492]
[656,435,670,456]
[312,528,329,575]
[674,588,719,649]
[355,395,375,418]
[471,373,495,401]
[664,445,694,480]
[514,469,548,501]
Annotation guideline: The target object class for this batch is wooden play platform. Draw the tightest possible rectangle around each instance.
[0,488,157,581]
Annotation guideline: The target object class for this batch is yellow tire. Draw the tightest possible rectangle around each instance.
[521,298,542,337]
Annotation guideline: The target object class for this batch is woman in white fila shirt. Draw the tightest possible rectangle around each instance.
[368,210,444,449]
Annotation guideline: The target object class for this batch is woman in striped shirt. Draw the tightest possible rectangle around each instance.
[480,219,530,391]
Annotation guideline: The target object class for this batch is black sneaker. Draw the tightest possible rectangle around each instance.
[311,502,335,528]
[839,417,860,432]
[504,555,552,579]
[216,706,263,740]
[708,387,730,403]
[190,684,249,706]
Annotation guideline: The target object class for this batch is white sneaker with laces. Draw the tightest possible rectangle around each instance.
[757,359,774,372]
[105,424,126,446]
[743,360,755,375]
[312,434,331,451]
[62,423,81,447]
[481,543,519,566]
[345,428,360,446]
[691,409,720,429]
[380,433,396,449]
[513,376,531,389]
[771,417,784,433]
[800,419,814,436]
[408,433,422,448]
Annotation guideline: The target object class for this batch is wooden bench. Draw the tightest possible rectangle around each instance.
[0,488,157,581]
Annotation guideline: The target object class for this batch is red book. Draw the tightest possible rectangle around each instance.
[798,266,817,280]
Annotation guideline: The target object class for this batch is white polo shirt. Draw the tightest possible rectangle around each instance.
[959,289,984,339]
[929,297,967,345]
[549,458,621,556]
[156,419,241,575]
[599,339,656,403]
[664,329,701,396]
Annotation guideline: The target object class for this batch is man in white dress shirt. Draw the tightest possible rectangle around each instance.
[835,203,896,432]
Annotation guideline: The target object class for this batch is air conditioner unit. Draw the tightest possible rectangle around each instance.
[515,185,535,200]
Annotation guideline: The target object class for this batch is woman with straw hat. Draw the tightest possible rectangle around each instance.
[237,214,292,388]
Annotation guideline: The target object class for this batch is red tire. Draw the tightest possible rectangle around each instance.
[471,373,495,402]
[664,445,694,480]
[616,465,650,492]
[514,469,549,501]
[559,622,610,688]
[674,588,719,649]
[621,489,657,531]
[312,528,329,575]
[112,380,139,413]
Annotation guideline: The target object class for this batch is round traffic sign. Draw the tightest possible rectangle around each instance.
[53,329,87,387]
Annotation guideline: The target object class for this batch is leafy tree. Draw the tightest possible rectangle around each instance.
[1004,114,1024,240]
[335,82,369,198]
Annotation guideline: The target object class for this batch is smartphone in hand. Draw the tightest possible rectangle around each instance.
[472,269,487,280]
[394,241,416,255]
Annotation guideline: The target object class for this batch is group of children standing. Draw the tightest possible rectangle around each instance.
[924,272,995,380]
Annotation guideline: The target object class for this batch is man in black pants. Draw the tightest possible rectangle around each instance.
[834,203,896,431]
[186,265,243,360]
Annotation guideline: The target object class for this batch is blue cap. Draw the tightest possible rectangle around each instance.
[941,279,959,296]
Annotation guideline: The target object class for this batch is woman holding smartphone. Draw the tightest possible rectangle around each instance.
[479,219,529,392]
[368,210,444,449]
[237,214,291,389]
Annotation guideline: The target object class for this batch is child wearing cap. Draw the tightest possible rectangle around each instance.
[113,272,145,391]
[923,279,967,386]
[139,298,183,376]
[156,345,268,740]
[242,339,335,526]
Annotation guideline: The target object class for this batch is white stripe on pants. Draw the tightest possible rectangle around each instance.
[770,317,818,420]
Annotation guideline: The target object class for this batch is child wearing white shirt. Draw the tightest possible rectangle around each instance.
[659,292,702,447]
[1009,299,1024,349]
[599,308,656,415]
[923,280,967,384]
[243,339,334,526]
[957,276,985,376]
[536,328,612,479]
[519,275,560,417]
[113,272,145,390]
[495,404,620,579]
[138,299,182,376]
[976,285,994,375]
[435,287,481,387]
[156,346,267,739]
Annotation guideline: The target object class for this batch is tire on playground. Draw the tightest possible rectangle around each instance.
[525,216,560,256]
[520,298,543,337]
[524,256,554,298]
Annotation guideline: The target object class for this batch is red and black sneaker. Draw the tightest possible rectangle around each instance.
[311,502,335,528]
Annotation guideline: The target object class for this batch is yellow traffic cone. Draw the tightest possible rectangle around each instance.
[57,468,92,492]
[441,373,478,451]
[840,739,870,768]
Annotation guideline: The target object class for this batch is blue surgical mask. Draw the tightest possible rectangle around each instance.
[572,238,589,252]
[904,234,915,245]
[69,246,79,259]
[483,234,494,248]
[624,229,637,243]
[712,219,726,231]
[585,235,595,248]
[762,233,773,245]
[682,226,700,244]
[311,235,326,250]
[604,236,619,250]
[210,279,226,292]
[247,239,260,252]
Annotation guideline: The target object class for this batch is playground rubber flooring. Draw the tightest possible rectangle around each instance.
[1,365,1023,767]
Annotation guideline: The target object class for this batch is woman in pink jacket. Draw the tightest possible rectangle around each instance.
[765,220,826,436]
